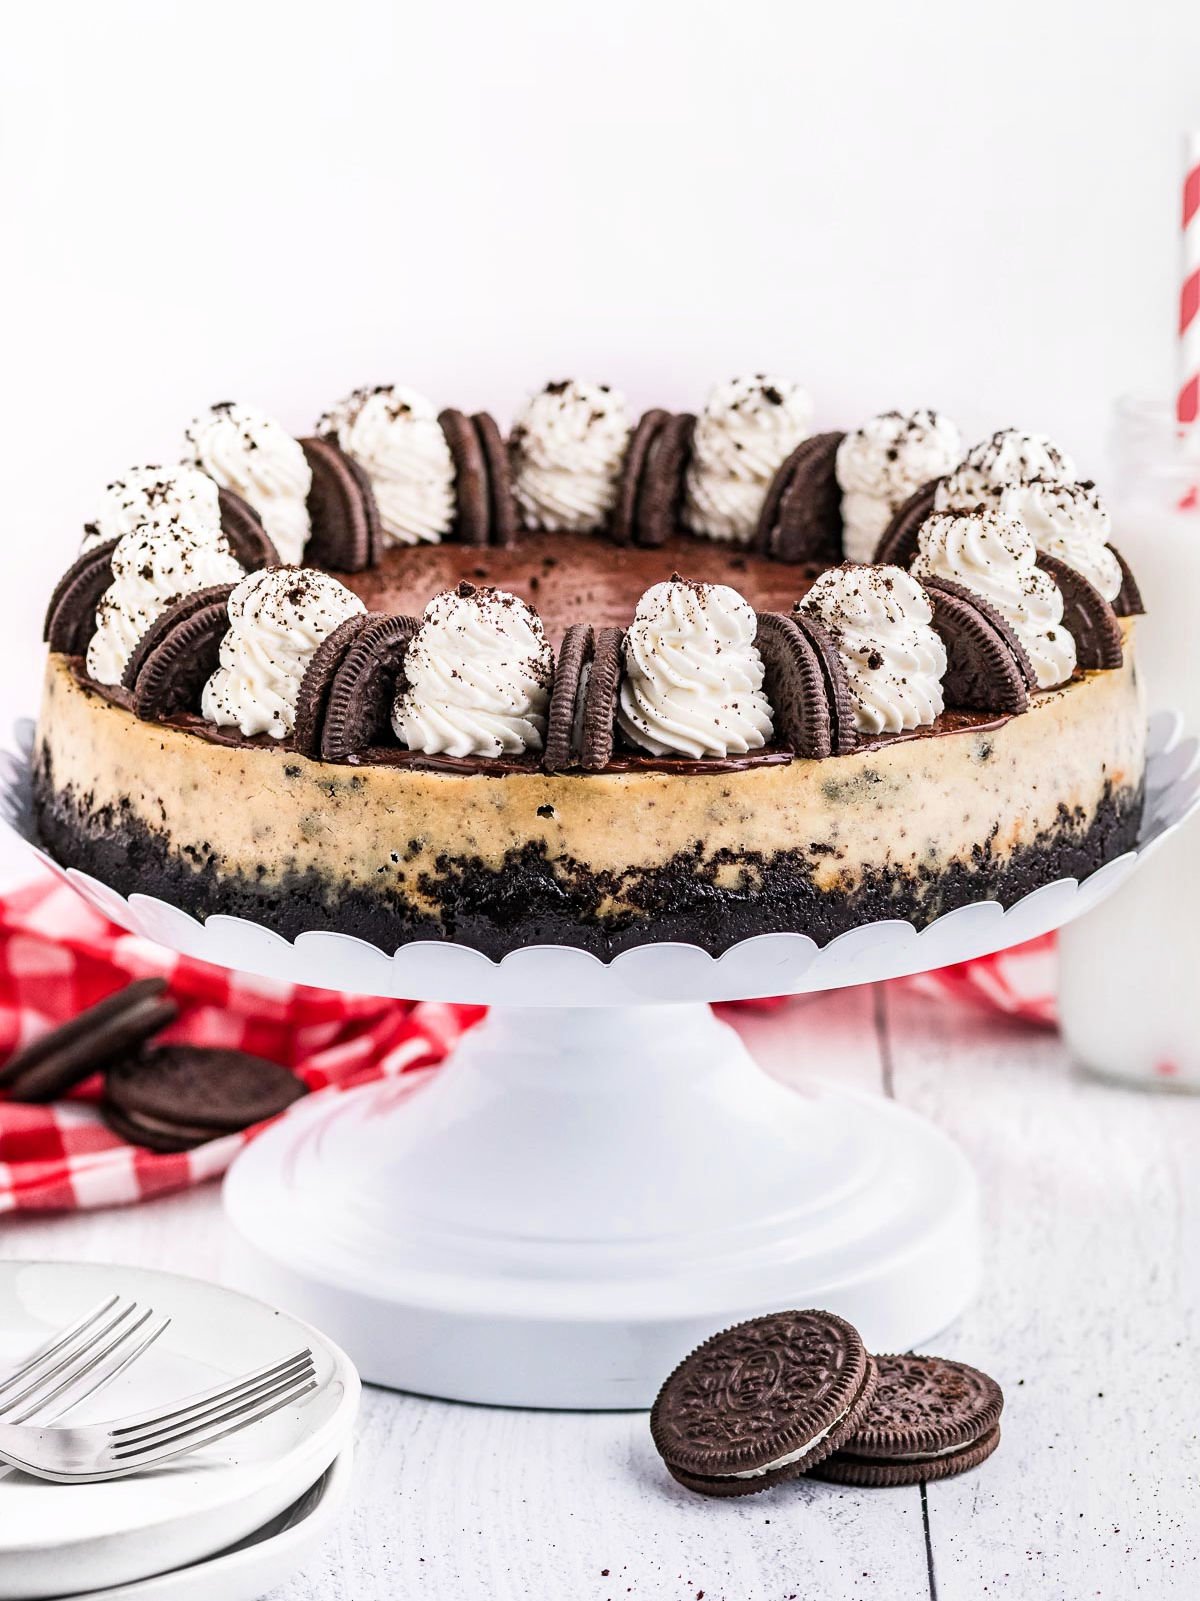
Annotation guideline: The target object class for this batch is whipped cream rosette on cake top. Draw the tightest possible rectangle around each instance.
[318,385,457,548]
[82,464,223,553]
[184,402,313,565]
[684,374,813,545]
[835,411,962,564]
[509,379,633,535]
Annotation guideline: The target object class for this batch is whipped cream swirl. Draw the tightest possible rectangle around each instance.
[83,464,222,552]
[999,479,1121,602]
[798,565,947,735]
[201,567,365,739]
[683,375,813,545]
[913,510,1077,689]
[319,385,455,547]
[393,583,553,758]
[184,402,312,565]
[509,380,632,534]
[86,523,243,686]
[836,410,962,563]
[616,578,773,759]
[936,428,1076,512]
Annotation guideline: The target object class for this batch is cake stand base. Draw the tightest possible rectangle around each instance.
[223,1002,978,1409]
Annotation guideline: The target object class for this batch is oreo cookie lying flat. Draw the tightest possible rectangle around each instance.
[1109,544,1145,617]
[320,612,421,760]
[757,432,846,564]
[873,477,942,566]
[302,436,382,572]
[1036,552,1124,670]
[789,607,858,755]
[293,613,374,758]
[102,1045,307,1153]
[754,613,833,759]
[651,1310,878,1497]
[580,627,624,771]
[812,1353,1003,1488]
[611,409,668,545]
[544,623,594,773]
[636,413,695,548]
[0,978,176,1104]
[922,577,1036,715]
[439,409,490,547]
[44,541,117,656]
[473,412,519,548]
[217,488,279,569]
[126,588,236,719]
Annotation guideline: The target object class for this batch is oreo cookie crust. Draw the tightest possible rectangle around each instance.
[217,488,279,569]
[757,432,846,564]
[651,1310,877,1497]
[320,612,420,760]
[0,978,176,1104]
[636,414,695,548]
[754,613,833,759]
[544,623,594,773]
[102,1043,307,1151]
[126,590,236,720]
[873,478,942,567]
[922,577,1035,715]
[812,1352,1003,1487]
[44,541,118,656]
[439,409,490,547]
[1036,552,1124,670]
[302,436,382,572]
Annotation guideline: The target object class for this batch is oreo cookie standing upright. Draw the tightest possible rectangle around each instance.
[543,623,595,773]
[872,478,943,567]
[635,414,695,548]
[1036,552,1124,670]
[302,435,382,572]
[438,410,491,547]
[320,612,421,760]
[124,586,238,720]
[217,488,280,570]
[921,577,1036,715]
[757,432,846,564]
[44,541,118,657]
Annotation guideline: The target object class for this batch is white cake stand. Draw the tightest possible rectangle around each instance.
[4,713,1198,1409]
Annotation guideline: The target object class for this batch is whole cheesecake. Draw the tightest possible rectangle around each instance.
[32,387,1147,961]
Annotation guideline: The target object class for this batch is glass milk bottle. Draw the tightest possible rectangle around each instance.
[1058,397,1200,1087]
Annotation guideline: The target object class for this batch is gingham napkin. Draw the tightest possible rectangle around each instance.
[0,875,1055,1213]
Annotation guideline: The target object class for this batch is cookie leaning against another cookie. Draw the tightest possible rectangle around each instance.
[102,1045,308,1153]
[0,979,177,1104]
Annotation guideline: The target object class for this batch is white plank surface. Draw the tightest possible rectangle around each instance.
[6,985,1199,1600]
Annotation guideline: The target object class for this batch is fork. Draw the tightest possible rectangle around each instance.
[0,1346,317,1482]
[0,1294,170,1428]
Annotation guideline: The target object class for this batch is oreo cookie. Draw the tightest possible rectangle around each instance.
[1109,544,1145,617]
[293,614,374,758]
[873,477,942,566]
[439,409,490,547]
[611,409,668,545]
[0,978,176,1104]
[922,577,1036,715]
[126,588,235,719]
[636,413,695,548]
[753,613,834,759]
[320,612,421,760]
[789,607,858,755]
[544,623,594,773]
[812,1353,1003,1488]
[580,627,624,771]
[651,1310,878,1497]
[44,541,117,656]
[217,488,279,569]
[1036,552,1124,670]
[302,436,382,572]
[473,412,519,548]
[757,432,846,564]
[102,1044,307,1153]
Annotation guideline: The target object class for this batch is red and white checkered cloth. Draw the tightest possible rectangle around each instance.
[0,875,1055,1213]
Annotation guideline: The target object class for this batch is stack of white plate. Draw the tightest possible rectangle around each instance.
[0,1261,359,1601]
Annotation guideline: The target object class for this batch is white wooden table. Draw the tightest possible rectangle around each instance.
[6,984,1200,1600]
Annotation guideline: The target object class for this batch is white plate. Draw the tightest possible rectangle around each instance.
[0,1262,359,1600]
[48,1448,352,1601]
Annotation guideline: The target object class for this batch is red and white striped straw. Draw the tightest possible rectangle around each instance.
[1178,131,1200,428]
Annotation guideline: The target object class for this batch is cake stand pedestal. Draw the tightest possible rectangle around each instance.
[4,712,1198,1409]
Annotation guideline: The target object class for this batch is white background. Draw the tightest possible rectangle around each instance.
[2,0,1198,719]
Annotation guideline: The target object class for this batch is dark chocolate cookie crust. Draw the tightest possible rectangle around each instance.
[33,749,1143,962]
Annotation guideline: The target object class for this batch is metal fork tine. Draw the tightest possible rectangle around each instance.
[110,1354,315,1450]
[1,1302,140,1416]
[107,1348,314,1439]
[0,1295,121,1403]
[8,1308,156,1425]
[109,1372,318,1467]
[31,1316,172,1428]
